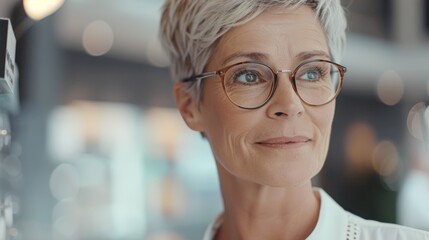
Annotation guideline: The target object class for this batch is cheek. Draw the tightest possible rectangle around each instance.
[200,78,248,136]
[200,88,257,173]
[311,103,335,171]
[317,104,335,138]
[206,115,255,177]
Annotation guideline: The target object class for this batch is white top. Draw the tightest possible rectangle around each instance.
[203,188,429,240]
[398,170,429,230]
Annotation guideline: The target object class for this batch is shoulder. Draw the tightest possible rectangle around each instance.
[349,213,429,240]
[313,188,429,240]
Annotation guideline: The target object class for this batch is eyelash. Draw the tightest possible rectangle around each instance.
[234,70,262,82]
[300,66,328,78]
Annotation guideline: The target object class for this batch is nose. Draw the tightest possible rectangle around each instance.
[266,73,304,119]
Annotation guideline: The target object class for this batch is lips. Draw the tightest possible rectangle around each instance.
[255,136,311,148]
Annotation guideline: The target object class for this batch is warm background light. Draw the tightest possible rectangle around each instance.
[377,70,404,106]
[23,0,65,21]
[82,21,114,57]
[372,140,399,177]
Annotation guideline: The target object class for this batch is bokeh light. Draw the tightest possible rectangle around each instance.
[407,102,426,140]
[52,200,76,222]
[372,140,399,177]
[47,107,84,162]
[344,122,377,173]
[146,108,185,159]
[76,155,106,187]
[3,196,14,227]
[53,215,78,239]
[23,0,65,21]
[146,38,170,68]
[82,20,114,56]
[0,217,5,240]
[50,164,80,201]
[377,70,404,106]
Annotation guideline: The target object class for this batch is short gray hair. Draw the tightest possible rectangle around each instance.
[160,0,347,100]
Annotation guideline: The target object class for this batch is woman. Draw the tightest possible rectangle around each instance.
[160,0,429,239]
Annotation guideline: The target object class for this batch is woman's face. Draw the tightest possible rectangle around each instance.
[183,6,335,187]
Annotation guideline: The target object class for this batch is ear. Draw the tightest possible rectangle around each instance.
[173,82,205,132]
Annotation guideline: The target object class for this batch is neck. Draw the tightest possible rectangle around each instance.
[214,163,320,240]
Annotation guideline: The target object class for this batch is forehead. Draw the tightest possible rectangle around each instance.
[212,5,329,66]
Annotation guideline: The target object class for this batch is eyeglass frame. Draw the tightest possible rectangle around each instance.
[181,59,347,109]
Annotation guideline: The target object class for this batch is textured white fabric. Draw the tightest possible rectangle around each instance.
[203,188,429,240]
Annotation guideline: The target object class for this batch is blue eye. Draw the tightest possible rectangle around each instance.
[300,70,321,81]
[297,64,330,82]
[235,71,260,84]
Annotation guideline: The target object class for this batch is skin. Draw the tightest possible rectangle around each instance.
[174,5,335,240]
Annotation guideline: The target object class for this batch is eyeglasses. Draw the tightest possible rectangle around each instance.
[182,59,347,109]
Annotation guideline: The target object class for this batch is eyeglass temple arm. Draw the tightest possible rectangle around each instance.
[181,71,218,83]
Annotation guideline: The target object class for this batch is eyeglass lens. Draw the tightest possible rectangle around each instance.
[223,61,341,108]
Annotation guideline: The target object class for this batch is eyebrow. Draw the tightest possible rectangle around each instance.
[220,50,332,67]
[294,50,331,62]
[221,52,269,66]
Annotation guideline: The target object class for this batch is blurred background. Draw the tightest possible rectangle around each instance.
[0,0,428,239]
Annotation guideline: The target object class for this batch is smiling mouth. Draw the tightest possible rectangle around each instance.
[255,137,311,149]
